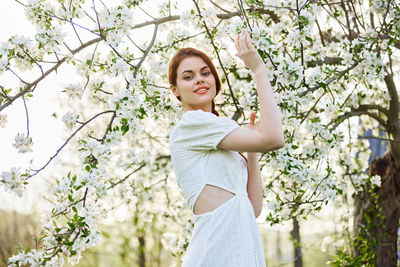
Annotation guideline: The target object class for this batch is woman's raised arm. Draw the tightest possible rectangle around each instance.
[218,31,285,153]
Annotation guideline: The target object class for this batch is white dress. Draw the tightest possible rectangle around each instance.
[170,110,266,267]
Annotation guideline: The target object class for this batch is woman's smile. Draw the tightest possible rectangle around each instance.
[194,86,209,94]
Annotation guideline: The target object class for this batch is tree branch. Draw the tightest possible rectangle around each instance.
[0,37,103,112]
[357,104,390,117]
[299,61,358,97]
[107,163,146,190]
[193,0,242,120]
[306,56,343,67]
[133,23,159,77]
[329,107,387,132]
[22,95,30,137]
[28,110,116,180]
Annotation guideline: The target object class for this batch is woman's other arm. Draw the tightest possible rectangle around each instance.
[245,112,263,218]
[218,31,284,153]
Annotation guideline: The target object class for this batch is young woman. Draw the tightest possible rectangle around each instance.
[168,31,284,266]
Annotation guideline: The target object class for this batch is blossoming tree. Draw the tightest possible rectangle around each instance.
[0,0,399,265]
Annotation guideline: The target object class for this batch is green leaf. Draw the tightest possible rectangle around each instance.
[102,231,110,238]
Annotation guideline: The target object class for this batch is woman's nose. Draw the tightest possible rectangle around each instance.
[195,75,204,84]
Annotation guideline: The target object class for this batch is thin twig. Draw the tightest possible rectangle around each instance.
[0,37,103,112]
[6,67,29,84]
[49,13,100,37]
[107,163,147,190]
[238,0,253,31]
[299,62,358,97]
[70,19,84,45]
[0,85,12,101]
[28,110,116,179]
[107,44,137,69]
[20,47,44,76]
[100,111,116,143]
[126,33,145,53]
[192,0,242,119]
[209,0,232,13]
[92,0,103,37]
[133,23,159,77]
[83,187,88,207]
[13,0,27,7]
[22,95,30,137]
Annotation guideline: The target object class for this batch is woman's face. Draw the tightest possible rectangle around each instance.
[171,56,216,112]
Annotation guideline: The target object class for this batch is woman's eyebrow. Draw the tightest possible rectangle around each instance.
[181,65,210,75]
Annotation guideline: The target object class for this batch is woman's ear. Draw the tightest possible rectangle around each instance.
[170,85,180,98]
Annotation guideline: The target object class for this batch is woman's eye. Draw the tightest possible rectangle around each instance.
[183,75,192,80]
[202,72,210,76]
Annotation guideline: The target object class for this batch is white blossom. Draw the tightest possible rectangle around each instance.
[180,9,196,26]
[79,138,111,166]
[97,5,133,46]
[370,174,381,187]
[13,133,33,153]
[85,230,101,247]
[0,167,27,197]
[62,83,84,99]
[0,57,8,72]
[35,26,66,52]
[109,57,128,76]
[62,112,79,129]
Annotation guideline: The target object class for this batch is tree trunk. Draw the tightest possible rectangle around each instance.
[291,216,302,267]
[137,231,146,267]
[353,151,400,266]
[134,201,146,267]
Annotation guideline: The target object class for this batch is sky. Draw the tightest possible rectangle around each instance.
[0,1,74,213]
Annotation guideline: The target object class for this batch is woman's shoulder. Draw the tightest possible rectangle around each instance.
[182,109,217,121]
[171,109,238,138]
[181,109,236,126]
[170,110,215,138]
[170,109,240,151]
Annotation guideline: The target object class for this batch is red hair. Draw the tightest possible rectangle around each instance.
[168,47,220,116]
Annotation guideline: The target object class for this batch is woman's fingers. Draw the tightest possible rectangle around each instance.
[236,30,254,57]
[244,31,253,51]
[234,30,264,73]
[239,31,247,53]
[235,34,240,54]
[250,111,256,125]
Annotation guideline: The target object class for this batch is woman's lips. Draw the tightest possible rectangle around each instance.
[195,87,209,94]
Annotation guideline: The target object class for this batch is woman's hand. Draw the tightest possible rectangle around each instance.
[246,111,258,131]
[246,111,259,156]
[234,30,265,74]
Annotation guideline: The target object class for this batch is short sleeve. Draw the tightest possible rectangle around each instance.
[171,110,239,151]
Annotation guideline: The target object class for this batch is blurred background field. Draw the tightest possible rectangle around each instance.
[0,207,338,267]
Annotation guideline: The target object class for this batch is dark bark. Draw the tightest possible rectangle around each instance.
[134,201,146,267]
[291,216,303,267]
[137,232,146,267]
[353,151,400,266]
